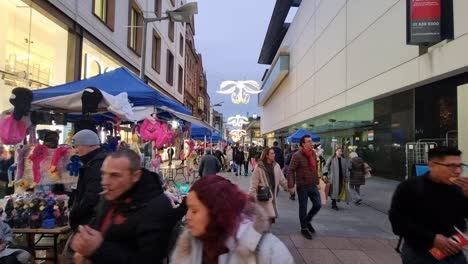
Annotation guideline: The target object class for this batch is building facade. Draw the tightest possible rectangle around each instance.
[197,55,210,122]
[0,0,190,112]
[258,0,468,180]
[183,16,210,121]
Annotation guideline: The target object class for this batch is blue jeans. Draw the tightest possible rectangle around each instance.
[297,185,321,229]
[401,243,467,264]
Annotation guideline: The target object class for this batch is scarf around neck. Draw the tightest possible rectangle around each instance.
[300,147,316,173]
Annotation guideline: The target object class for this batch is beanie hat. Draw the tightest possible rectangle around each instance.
[72,129,101,146]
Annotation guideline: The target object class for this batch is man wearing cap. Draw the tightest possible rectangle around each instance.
[69,129,107,231]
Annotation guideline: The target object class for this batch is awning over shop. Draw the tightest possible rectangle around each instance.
[286,129,320,143]
[30,89,135,121]
[191,124,213,141]
[32,67,190,115]
[157,106,215,131]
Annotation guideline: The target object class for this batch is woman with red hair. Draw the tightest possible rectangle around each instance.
[171,175,294,264]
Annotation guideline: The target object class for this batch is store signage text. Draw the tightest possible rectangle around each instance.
[83,53,116,79]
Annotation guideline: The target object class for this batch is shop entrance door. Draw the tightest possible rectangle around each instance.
[405,142,438,179]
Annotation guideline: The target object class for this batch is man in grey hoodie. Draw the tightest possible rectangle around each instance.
[198,150,221,177]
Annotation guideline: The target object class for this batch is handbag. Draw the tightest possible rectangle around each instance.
[257,186,271,201]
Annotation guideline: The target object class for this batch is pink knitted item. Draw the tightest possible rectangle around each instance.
[51,147,69,168]
[15,145,31,180]
[0,115,27,145]
[29,144,49,183]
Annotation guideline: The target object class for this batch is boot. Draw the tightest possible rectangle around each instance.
[332,200,339,211]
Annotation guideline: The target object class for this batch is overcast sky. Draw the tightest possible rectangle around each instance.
[189,0,276,120]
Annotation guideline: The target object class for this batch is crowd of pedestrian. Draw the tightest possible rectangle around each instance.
[3,128,461,264]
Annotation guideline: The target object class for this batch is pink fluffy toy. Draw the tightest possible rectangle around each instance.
[29,144,49,184]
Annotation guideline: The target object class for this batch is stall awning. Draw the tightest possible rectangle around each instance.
[157,106,215,131]
[32,67,190,115]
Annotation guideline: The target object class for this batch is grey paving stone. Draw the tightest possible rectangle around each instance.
[332,249,376,264]
[299,248,342,264]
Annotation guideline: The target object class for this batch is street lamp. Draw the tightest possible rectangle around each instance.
[139,2,198,80]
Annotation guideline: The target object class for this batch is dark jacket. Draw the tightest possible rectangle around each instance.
[235,150,245,164]
[0,155,14,182]
[90,169,181,264]
[287,150,319,188]
[349,157,366,186]
[198,154,221,177]
[69,148,106,231]
[389,174,468,252]
[248,147,258,160]
[272,147,285,169]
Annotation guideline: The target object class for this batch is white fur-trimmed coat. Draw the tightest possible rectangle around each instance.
[170,204,294,264]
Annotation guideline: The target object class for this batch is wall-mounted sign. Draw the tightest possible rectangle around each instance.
[408,0,441,44]
[406,0,454,45]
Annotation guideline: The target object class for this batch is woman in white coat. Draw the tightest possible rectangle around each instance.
[249,147,289,224]
[323,146,350,210]
[171,175,294,264]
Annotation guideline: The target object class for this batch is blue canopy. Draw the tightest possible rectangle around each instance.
[190,125,223,142]
[287,129,320,143]
[191,124,213,141]
[32,67,190,115]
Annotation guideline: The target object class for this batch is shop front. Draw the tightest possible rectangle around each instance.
[0,0,69,111]
[81,38,123,79]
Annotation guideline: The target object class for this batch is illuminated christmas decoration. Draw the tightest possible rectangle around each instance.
[217,80,262,104]
[229,129,247,137]
[226,115,249,127]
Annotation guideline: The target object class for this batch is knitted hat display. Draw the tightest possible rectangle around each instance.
[10,87,33,121]
[29,144,49,184]
[81,87,103,115]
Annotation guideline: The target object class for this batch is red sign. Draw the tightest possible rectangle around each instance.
[408,0,441,44]
[410,0,441,20]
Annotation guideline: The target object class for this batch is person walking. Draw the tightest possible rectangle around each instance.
[284,144,299,200]
[249,148,289,225]
[248,143,258,172]
[226,145,233,172]
[71,149,182,264]
[323,146,350,211]
[171,175,294,264]
[198,150,221,177]
[389,147,468,264]
[287,135,321,240]
[272,141,285,169]
[69,129,107,232]
[167,147,175,166]
[349,152,366,204]
[243,145,250,176]
[234,146,245,177]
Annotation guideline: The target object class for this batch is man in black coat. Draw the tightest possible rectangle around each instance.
[272,141,285,169]
[69,129,107,231]
[71,149,181,264]
[389,147,468,264]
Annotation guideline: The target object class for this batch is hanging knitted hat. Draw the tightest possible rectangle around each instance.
[10,87,33,121]
[81,87,103,115]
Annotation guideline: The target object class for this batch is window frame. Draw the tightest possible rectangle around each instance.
[168,21,175,42]
[152,30,162,73]
[93,0,115,31]
[166,50,174,86]
[178,65,183,94]
[127,0,143,56]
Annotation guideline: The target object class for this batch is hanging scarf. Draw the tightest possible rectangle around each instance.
[300,147,316,173]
